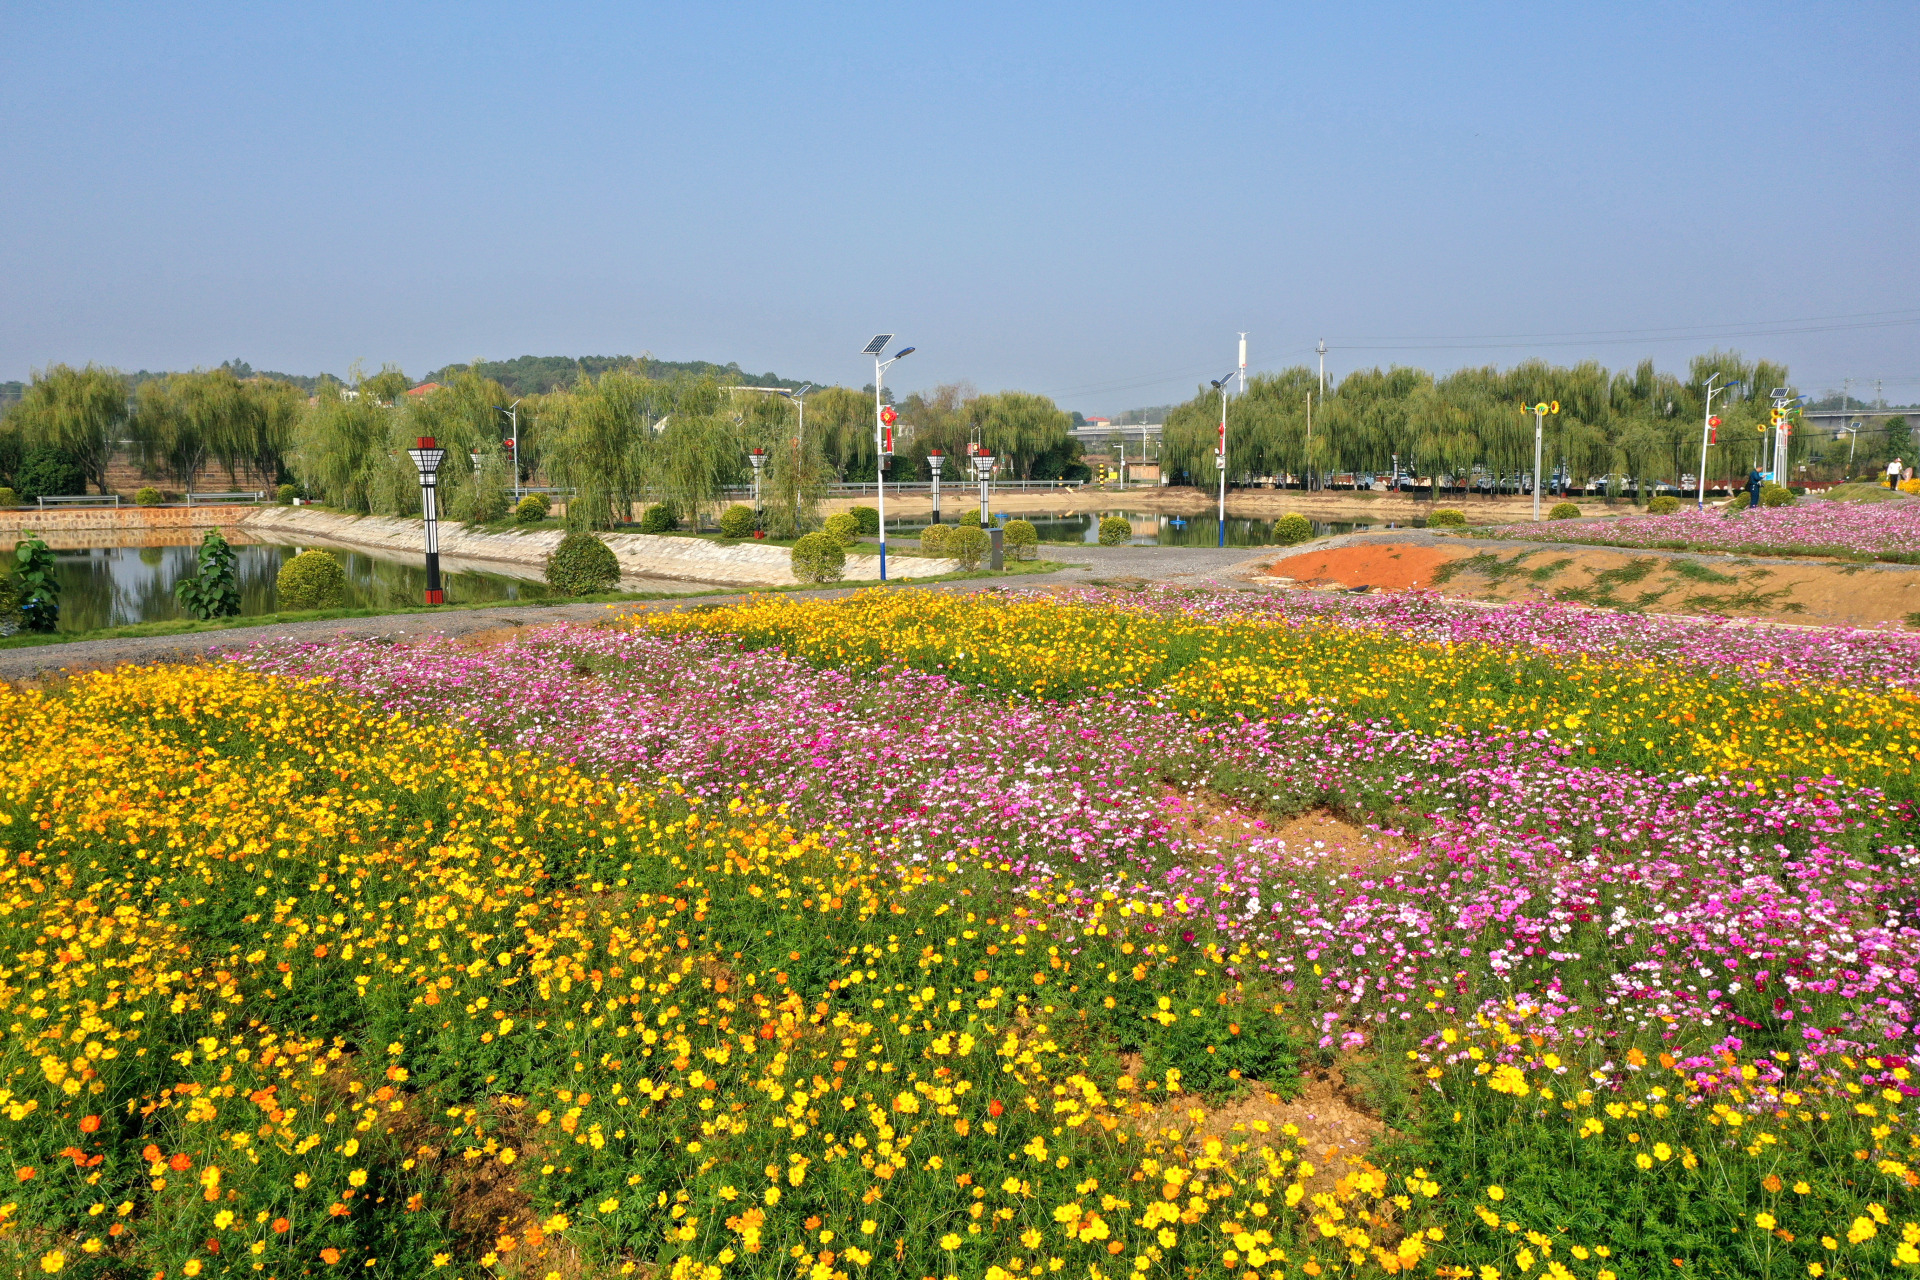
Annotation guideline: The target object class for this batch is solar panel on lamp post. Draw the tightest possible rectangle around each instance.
[864,337,915,581]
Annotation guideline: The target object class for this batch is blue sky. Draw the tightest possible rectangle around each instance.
[2,1,1915,412]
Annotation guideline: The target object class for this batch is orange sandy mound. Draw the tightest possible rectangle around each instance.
[1265,543,1465,591]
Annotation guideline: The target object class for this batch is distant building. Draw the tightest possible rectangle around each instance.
[405,382,443,398]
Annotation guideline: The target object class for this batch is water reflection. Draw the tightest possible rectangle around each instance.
[51,544,558,632]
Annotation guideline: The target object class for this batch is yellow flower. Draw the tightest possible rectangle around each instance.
[1487,1185,1506,1201]
[1756,1212,1776,1230]
[499,1148,517,1165]
[347,1169,368,1187]
[39,1252,64,1274]
[940,1234,962,1251]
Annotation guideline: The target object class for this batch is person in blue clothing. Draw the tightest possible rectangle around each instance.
[1747,466,1763,507]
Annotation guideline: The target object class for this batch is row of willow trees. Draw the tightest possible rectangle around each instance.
[0,363,1084,535]
[1163,352,1811,494]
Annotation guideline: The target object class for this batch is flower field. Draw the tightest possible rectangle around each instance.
[1484,499,1920,563]
[6,585,1920,1277]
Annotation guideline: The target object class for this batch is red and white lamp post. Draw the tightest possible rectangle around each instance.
[408,436,447,604]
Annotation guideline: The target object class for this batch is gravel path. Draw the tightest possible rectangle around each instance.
[0,543,1277,680]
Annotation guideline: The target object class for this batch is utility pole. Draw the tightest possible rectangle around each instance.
[1317,339,1327,395]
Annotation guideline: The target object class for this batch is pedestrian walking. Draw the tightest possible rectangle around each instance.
[1890,458,1904,489]
[1748,466,1763,507]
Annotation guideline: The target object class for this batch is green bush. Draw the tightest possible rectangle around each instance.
[276,483,298,505]
[790,532,846,584]
[1427,507,1467,528]
[545,530,622,595]
[945,525,990,570]
[15,447,84,501]
[717,505,756,539]
[134,486,163,507]
[920,524,952,555]
[1002,518,1038,561]
[1097,516,1131,546]
[1138,982,1299,1097]
[1548,502,1582,520]
[12,535,57,632]
[0,488,16,508]
[1272,513,1313,545]
[822,513,861,547]
[1646,494,1682,515]
[0,572,19,635]
[1760,482,1795,508]
[514,492,551,525]
[639,503,678,534]
[848,505,880,536]
[275,550,346,611]
[958,508,983,527]
[174,528,241,620]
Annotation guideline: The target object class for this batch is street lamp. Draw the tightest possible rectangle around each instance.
[928,448,946,524]
[494,400,522,503]
[407,436,448,604]
[973,449,995,526]
[1696,375,1741,509]
[863,336,915,581]
[1525,401,1559,521]
[748,448,767,526]
[1208,369,1237,548]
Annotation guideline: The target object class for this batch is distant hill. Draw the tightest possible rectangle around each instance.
[425,355,811,397]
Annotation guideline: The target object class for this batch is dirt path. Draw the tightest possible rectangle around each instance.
[823,485,1555,525]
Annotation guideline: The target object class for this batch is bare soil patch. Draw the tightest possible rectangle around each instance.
[1137,1063,1387,1196]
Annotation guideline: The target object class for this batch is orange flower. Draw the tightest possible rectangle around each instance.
[271,1218,291,1234]
[988,1099,1005,1117]
[142,1144,162,1162]
[16,1166,36,1181]
[1763,1175,1783,1193]
[168,1153,193,1172]
[78,1115,101,1134]
[321,1247,342,1265]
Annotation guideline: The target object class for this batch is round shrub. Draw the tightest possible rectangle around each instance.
[946,525,990,571]
[15,447,84,501]
[546,530,621,595]
[822,513,861,547]
[1002,518,1038,561]
[717,505,756,539]
[1548,502,1582,520]
[958,508,983,527]
[1427,507,1467,528]
[514,492,551,524]
[1097,516,1131,546]
[276,483,298,505]
[639,503,677,533]
[1646,495,1682,515]
[1272,513,1313,545]
[276,550,346,611]
[1759,483,1795,508]
[920,524,952,555]
[790,532,845,584]
[848,505,880,536]
[0,488,16,508]
[134,486,163,507]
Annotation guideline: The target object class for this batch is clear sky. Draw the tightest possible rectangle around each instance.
[3,1,1915,412]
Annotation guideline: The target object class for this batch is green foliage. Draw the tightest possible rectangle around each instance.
[0,488,15,508]
[291,387,402,514]
[966,390,1076,480]
[275,483,297,505]
[14,447,85,501]
[13,535,59,631]
[1272,512,1313,544]
[545,530,622,595]
[847,505,879,535]
[920,524,952,554]
[173,528,241,620]
[1001,518,1038,560]
[1428,507,1467,527]
[958,508,983,527]
[790,532,845,584]
[6,363,128,494]
[1760,482,1795,507]
[1137,983,1298,1097]
[639,503,678,533]
[0,571,18,635]
[822,513,861,547]
[717,505,756,539]
[275,550,346,611]
[1548,502,1583,520]
[1098,515,1131,546]
[134,486,163,506]
[945,525,990,570]
[514,492,551,524]
[1647,494,1682,514]
[1887,415,1912,456]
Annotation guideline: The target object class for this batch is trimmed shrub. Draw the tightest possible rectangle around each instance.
[848,505,880,536]
[135,486,164,507]
[639,503,678,534]
[790,532,846,584]
[822,513,861,547]
[1548,502,1582,520]
[276,550,346,611]
[1427,507,1467,528]
[946,525,990,570]
[1759,483,1795,508]
[546,530,621,595]
[920,524,952,555]
[1272,513,1313,545]
[1097,516,1131,546]
[1002,518,1038,561]
[0,488,16,508]
[717,505,756,539]
[276,483,298,505]
[958,508,983,527]
[15,447,84,501]
[514,492,551,524]
[1647,495,1682,515]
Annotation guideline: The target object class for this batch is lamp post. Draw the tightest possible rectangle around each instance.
[928,449,945,523]
[494,401,522,503]
[863,335,915,582]
[748,448,766,526]
[973,450,995,525]
[1696,374,1740,509]
[1208,366,1237,548]
[1526,401,1559,521]
[408,436,448,604]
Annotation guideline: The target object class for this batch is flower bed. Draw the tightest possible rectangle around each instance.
[1484,497,1920,562]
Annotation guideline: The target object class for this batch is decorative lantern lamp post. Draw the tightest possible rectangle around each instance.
[748,447,766,524]
[973,450,995,525]
[927,448,945,524]
[408,436,448,604]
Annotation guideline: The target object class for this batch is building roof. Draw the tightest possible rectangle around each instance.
[404,382,442,398]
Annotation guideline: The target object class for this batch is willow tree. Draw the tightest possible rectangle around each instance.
[542,369,661,530]
[965,392,1073,480]
[806,386,878,479]
[730,388,829,538]
[404,367,517,522]
[7,363,129,493]
[292,385,394,512]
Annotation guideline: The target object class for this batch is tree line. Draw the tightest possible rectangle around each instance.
[1161,351,1899,496]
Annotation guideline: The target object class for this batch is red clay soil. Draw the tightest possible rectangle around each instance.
[1265,543,1463,591]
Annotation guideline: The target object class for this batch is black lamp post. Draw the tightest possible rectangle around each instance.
[408,436,447,604]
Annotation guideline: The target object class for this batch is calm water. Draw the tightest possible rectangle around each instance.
[50,543,555,632]
[891,510,1423,547]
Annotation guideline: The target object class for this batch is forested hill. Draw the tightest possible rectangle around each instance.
[425,355,809,396]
